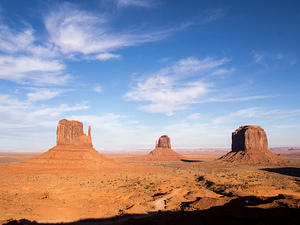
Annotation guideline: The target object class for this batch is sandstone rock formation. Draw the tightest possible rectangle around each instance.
[146,135,184,161]
[56,119,92,147]
[156,135,171,149]
[18,119,118,170]
[219,125,288,164]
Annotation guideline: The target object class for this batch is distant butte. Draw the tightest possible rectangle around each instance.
[219,125,289,165]
[17,119,118,170]
[145,135,184,161]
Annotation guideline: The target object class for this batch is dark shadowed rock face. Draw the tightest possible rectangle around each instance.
[219,125,288,165]
[157,135,171,149]
[232,125,268,153]
[57,119,92,147]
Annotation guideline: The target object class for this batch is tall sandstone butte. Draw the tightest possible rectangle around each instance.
[18,119,117,170]
[146,135,184,161]
[57,119,92,147]
[156,135,172,149]
[219,125,288,164]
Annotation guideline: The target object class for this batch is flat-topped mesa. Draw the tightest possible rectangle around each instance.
[157,135,171,149]
[56,119,92,147]
[232,125,268,153]
[219,125,288,164]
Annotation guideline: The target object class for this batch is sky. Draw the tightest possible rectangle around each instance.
[0,0,299,151]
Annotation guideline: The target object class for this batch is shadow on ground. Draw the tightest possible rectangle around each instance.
[261,167,300,178]
[181,159,203,163]
[4,195,300,225]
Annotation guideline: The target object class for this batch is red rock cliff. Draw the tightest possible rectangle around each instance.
[219,125,288,164]
[56,119,92,147]
[157,135,171,149]
[232,125,268,153]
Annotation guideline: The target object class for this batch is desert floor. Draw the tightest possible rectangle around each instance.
[0,152,300,225]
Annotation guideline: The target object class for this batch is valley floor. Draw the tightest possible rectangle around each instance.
[0,153,300,224]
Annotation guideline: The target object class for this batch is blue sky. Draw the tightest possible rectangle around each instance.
[0,0,299,151]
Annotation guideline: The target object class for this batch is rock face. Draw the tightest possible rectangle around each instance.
[219,125,288,164]
[146,135,184,161]
[156,135,171,149]
[19,119,118,170]
[231,125,267,153]
[56,119,92,147]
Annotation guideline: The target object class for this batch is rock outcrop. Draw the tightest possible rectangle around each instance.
[18,119,118,170]
[56,119,92,147]
[219,125,288,164]
[156,135,171,149]
[145,135,184,161]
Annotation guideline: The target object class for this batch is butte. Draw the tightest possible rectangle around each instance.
[145,135,184,161]
[16,119,118,171]
[219,125,288,165]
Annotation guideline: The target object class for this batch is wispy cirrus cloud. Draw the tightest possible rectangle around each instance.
[0,25,34,53]
[211,68,235,76]
[251,50,288,69]
[0,19,69,85]
[200,8,225,24]
[44,3,184,59]
[124,57,223,115]
[0,94,89,130]
[27,88,63,102]
[125,56,279,115]
[0,2,226,86]
[213,107,300,124]
[116,0,154,8]
[95,53,121,61]
[125,56,263,115]
[0,55,69,85]
[0,93,90,149]
[94,85,103,94]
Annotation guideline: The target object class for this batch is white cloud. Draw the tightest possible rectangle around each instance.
[213,107,260,124]
[95,53,121,61]
[252,50,265,66]
[125,56,279,116]
[171,57,229,76]
[124,57,230,115]
[69,113,157,149]
[0,55,68,84]
[116,0,154,8]
[0,23,58,57]
[32,104,89,117]
[126,76,209,115]
[0,19,69,85]
[251,50,287,68]
[213,107,300,124]
[186,113,201,120]
[0,93,90,150]
[0,94,89,130]
[0,25,34,53]
[27,88,62,102]
[70,114,125,132]
[197,95,276,104]
[211,68,235,76]
[44,3,189,58]
[94,85,103,94]
[273,124,297,129]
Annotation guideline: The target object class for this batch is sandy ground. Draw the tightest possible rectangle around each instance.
[0,152,300,224]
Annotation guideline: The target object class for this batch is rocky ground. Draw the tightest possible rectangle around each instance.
[0,153,300,225]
